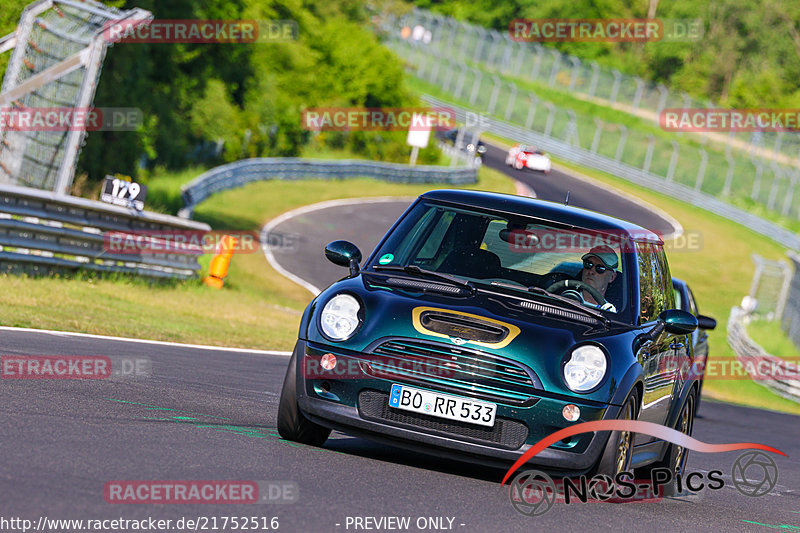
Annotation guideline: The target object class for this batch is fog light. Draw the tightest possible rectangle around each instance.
[321,353,337,371]
[562,404,580,422]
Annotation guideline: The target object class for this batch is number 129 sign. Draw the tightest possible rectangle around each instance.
[100,176,147,211]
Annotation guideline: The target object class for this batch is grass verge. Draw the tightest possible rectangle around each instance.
[0,164,514,352]
[746,319,800,360]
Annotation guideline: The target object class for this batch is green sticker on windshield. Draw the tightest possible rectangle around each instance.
[378,253,394,264]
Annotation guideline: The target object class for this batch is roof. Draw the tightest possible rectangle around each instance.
[420,189,662,243]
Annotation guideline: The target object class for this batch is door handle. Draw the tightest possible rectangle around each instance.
[670,342,685,350]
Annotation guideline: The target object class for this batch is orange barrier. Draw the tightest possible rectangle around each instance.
[203,234,237,288]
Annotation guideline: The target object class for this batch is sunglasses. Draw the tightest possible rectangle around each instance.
[583,260,610,274]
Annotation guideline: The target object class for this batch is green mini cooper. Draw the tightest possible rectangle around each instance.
[278,189,699,479]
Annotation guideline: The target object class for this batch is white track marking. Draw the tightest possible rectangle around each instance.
[0,325,291,356]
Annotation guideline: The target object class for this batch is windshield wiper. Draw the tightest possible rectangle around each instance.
[371,265,475,292]
[482,281,608,325]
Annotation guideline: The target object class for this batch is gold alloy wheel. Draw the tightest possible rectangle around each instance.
[674,396,693,474]
[615,399,635,475]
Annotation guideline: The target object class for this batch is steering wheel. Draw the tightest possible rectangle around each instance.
[545,279,606,306]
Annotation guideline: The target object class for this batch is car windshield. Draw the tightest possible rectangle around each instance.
[369,200,631,319]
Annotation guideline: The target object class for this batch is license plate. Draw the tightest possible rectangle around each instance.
[388,384,497,427]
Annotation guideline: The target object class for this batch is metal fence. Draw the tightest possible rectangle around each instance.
[782,253,800,348]
[424,94,800,250]
[386,8,800,170]
[728,306,800,403]
[745,254,792,320]
[380,11,800,234]
[0,0,151,193]
[0,183,209,279]
[179,157,478,218]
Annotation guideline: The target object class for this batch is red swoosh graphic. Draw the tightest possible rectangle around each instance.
[501,420,785,485]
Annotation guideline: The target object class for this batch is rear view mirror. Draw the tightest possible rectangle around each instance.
[325,240,362,276]
[659,309,698,335]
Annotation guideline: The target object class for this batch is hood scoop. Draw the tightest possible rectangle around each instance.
[419,311,508,343]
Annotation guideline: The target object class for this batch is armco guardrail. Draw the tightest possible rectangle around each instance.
[0,183,209,279]
[728,306,800,403]
[179,158,477,217]
[423,94,800,251]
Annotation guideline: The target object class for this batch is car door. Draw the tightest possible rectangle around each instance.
[634,243,678,444]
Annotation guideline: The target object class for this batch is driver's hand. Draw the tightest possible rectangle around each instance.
[599,302,617,313]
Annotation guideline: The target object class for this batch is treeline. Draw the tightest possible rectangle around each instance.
[3,0,433,183]
[413,0,800,110]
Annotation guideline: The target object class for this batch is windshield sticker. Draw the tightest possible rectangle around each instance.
[378,253,394,264]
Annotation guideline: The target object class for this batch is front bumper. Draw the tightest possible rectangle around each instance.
[295,340,621,473]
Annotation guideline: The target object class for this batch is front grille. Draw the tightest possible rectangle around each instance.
[366,339,540,405]
[419,310,508,343]
[358,390,529,450]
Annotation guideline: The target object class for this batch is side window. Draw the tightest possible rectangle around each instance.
[655,246,676,310]
[687,287,699,316]
[673,287,682,310]
[636,243,662,323]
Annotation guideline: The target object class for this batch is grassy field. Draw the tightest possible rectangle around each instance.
[0,165,514,351]
[746,319,800,360]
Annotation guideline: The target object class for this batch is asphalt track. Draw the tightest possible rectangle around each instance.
[2,144,799,532]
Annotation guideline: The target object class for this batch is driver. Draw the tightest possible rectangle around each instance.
[580,245,618,312]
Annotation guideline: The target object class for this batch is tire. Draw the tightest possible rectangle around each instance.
[594,392,637,478]
[639,387,696,496]
[277,342,331,446]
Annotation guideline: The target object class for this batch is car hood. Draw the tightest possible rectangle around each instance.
[306,275,637,401]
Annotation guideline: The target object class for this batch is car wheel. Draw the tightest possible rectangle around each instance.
[277,342,332,446]
[639,387,696,496]
[514,160,524,170]
[594,392,637,478]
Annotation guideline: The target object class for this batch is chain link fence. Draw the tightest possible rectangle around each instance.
[782,253,800,348]
[379,9,800,229]
[0,0,151,193]
[387,9,800,170]
[745,254,792,321]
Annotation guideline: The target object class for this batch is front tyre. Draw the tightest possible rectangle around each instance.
[277,342,331,446]
[639,387,696,496]
[594,393,637,478]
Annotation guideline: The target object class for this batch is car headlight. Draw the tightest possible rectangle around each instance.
[320,294,362,341]
[563,345,607,392]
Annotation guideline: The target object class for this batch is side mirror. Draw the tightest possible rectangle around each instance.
[659,309,698,335]
[696,314,717,330]
[325,240,362,276]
